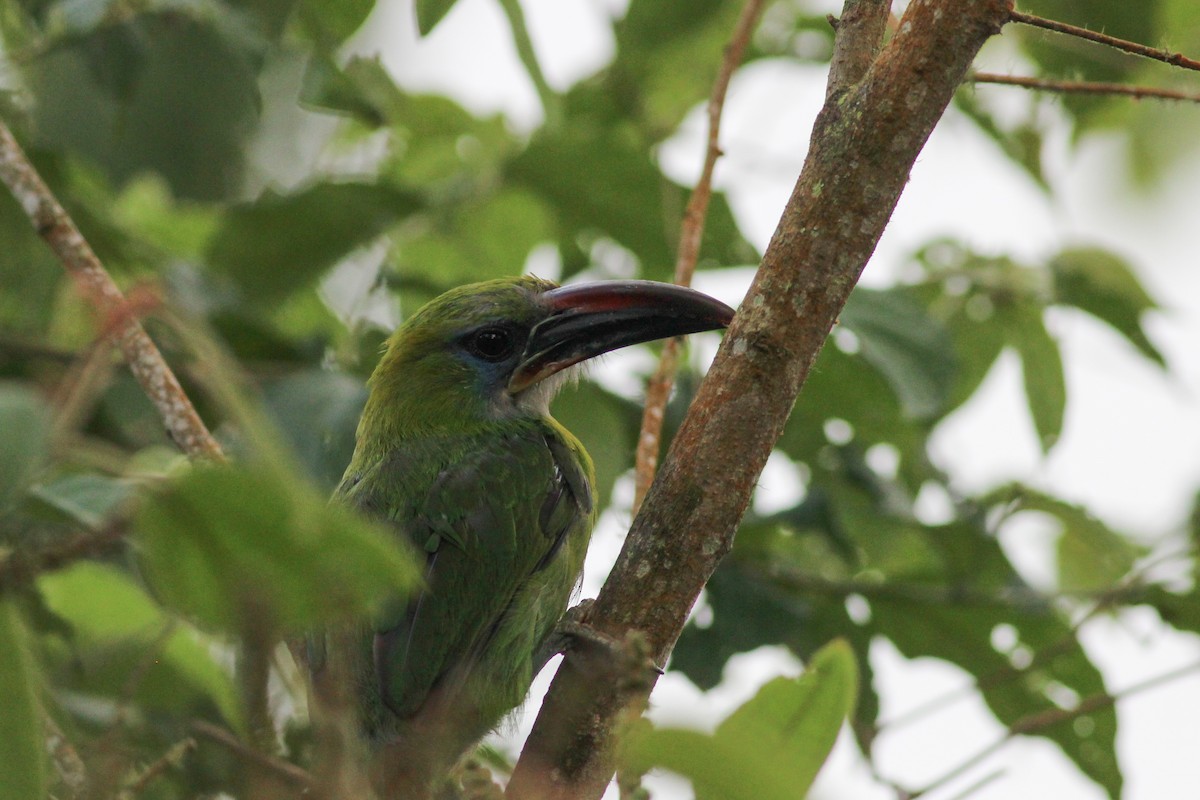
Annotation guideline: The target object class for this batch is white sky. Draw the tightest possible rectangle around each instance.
[351,1,1200,798]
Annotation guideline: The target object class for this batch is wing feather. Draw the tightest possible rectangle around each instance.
[338,423,588,720]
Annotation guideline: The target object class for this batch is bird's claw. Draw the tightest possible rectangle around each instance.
[533,600,665,686]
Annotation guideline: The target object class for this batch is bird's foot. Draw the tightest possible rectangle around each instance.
[449,759,503,800]
[534,600,665,689]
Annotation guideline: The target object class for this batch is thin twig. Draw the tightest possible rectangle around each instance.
[240,614,277,756]
[941,767,1006,800]
[631,0,766,514]
[121,737,197,797]
[875,591,1116,735]
[496,0,562,129]
[909,658,1200,798]
[760,563,1158,609]
[1009,9,1200,73]
[971,72,1200,103]
[0,119,224,462]
[0,522,127,593]
[49,338,118,450]
[45,714,89,798]
[0,336,76,364]
[190,720,313,790]
[909,737,1009,800]
[85,619,183,797]
[118,621,180,724]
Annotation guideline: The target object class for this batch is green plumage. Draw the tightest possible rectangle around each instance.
[338,418,593,739]
[308,275,732,796]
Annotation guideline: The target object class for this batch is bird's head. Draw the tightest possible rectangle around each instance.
[360,275,734,441]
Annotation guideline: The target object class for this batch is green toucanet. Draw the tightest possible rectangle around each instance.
[308,275,733,795]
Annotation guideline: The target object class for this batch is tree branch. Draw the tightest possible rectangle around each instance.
[1008,9,1200,73]
[0,521,127,594]
[45,714,88,799]
[908,658,1200,798]
[971,72,1200,103]
[0,119,224,462]
[825,0,890,98]
[633,0,766,513]
[507,1,1012,797]
[190,720,313,791]
[121,737,197,797]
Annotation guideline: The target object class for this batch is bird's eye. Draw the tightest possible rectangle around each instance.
[468,327,516,362]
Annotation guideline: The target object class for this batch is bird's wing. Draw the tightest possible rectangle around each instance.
[341,424,591,720]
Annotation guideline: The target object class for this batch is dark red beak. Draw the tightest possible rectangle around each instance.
[508,280,735,393]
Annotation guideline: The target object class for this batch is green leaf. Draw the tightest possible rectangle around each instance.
[1050,247,1164,366]
[873,594,1121,799]
[25,13,262,201]
[675,558,823,690]
[673,545,880,756]
[713,640,856,792]
[509,127,756,277]
[415,0,460,36]
[111,176,220,260]
[510,128,674,272]
[778,338,936,498]
[1143,585,1200,636]
[825,475,944,576]
[262,369,367,492]
[1001,302,1065,452]
[906,243,1035,417]
[0,602,45,800]
[395,188,555,287]
[27,473,134,529]
[207,182,422,302]
[937,290,1008,415]
[0,383,51,511]
[841,287,957,420]
[615,0,747,135]
[954,90,1049,190]
[38,563,244,731]
[296,0,376,49]
[996,486,1145,592]
[624,640,857,800]
[1013,0,1161,130]
[0,185,62,337]
[135,464,419,634]
[301,55,398,126]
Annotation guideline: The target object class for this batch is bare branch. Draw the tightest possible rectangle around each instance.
[190,720,313,791]
[0,119,224,462]
[632,0,766,513]
[0,522,126,593]
[121,737,197,797]
[508,1,1012,797]
[909,658,1200,798]
[942,768,1007,800]
[826,0,890,98]
[1009,9,1200,73]
[45,714,88,799]
[971,72,1200,103]
[49,339,118,450]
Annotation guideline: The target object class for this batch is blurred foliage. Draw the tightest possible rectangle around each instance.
[975,0,1200,183]
[622,640,857,800]
[0,0,1197,798]
[0,600,45,800]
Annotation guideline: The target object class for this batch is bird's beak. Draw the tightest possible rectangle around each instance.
[508,280,736,394]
